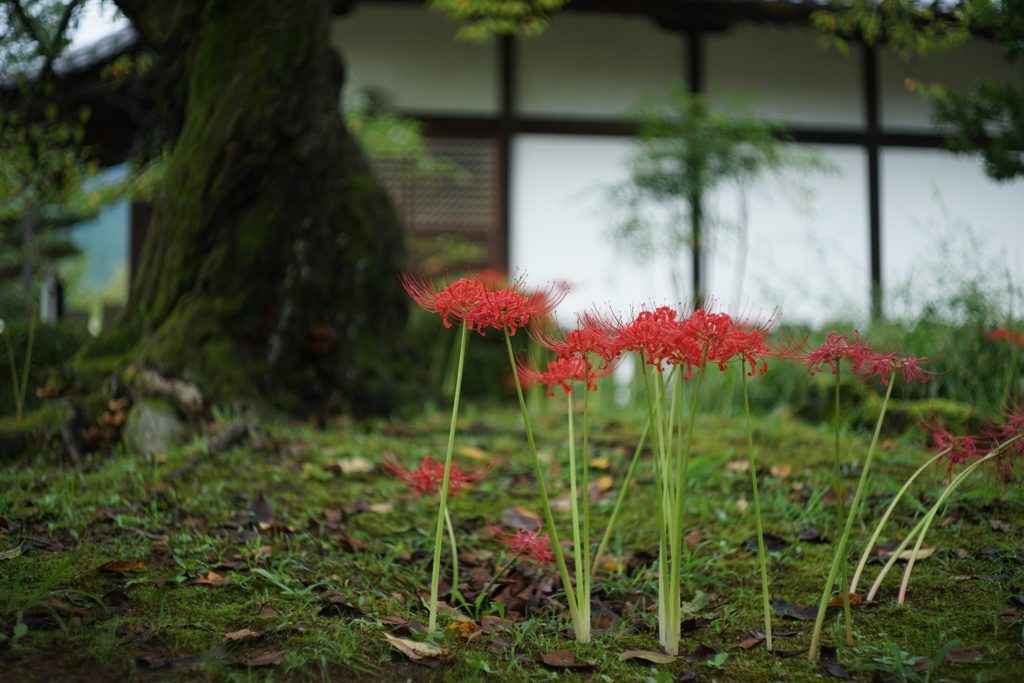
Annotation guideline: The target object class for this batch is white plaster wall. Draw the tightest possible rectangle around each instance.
[330,4,498,114]
[881,149,1024,318]
[517,13,684,118]
[710,145,871,326]
[706,23,862,127]
[879,39,1018,130]
[511,136,870,328]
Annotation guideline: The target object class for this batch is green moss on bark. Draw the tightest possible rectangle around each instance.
[81,0,411,415]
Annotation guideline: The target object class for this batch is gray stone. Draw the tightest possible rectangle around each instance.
[122,399,189,455]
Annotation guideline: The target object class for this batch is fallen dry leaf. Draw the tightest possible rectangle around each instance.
[828,592,863,608]
[726,458,750,472]
[874,542,935,562]
[245,494,274,526]
[770,463,792,478]
[819,645,852,679]
[588,475,614,498]
[103,587,130,608]
[96,561,147,577]
[334,456,375,474]
[383,633,447,661]
[480,615,514,633]
[222,628,260,643]
[741,533,790,553]
[684,529,709,546]
[540,650,595,670]
[616,649,678,663]
[945,648,983,662]
[188,571,226,587]
[447,620,480,639]
[549,492,573,513]
[503,505,542,531]
[680,644,721,663]
[458,445,490,461]
[797,527,827,543]
[244,651,284,667]
[0,544,23,561]
[367,503,393,515]
[117,622,150,637]
[733,630,766,650]
[772,598,818,621]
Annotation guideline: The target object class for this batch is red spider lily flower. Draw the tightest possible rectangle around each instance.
[531,323,620,367]
[492,526,555,566]
[384,456,478,496]
[999,399,1024,439]
[791,330,875,375]
[400,273,565,335]
[680,309,778,375]
[927,424,984,472]
[606,306,690,370]
[855,351,934,386]
[987,327,1024,347]
[517,355,617,396]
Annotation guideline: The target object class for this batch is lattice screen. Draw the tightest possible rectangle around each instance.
[373,137,501,239]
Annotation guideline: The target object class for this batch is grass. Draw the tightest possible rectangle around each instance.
[1,402,1023,682]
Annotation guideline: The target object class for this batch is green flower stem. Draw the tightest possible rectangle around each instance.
[866,434,1023,603]
[503,330,585,641]
[565,390,587,640]
[665,353,709,656]
[808,378,896,662]
[591,419,651,576]
[848,447,950,593]
[445,508,463,606]
[831,368,852,645]
[741,363,772,651]
[579,367,593,639]
[427,323,469,634]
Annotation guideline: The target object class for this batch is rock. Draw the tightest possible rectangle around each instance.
[122,399,189,455]
[131,370,204,416]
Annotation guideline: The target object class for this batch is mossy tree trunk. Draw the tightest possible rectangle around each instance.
[103,0,409,413]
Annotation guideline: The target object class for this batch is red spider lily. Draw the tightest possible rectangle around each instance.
[517,355,617,396]
[998,399,1024,439]
[384,456,478,496]
[531,322,620,367]
[987,327,1024,347]
[400,273,565,335]
[855,351,934,386]
[681,309,778,375]
[492,526,555,566]
[605,305,689,370]
[791,330,875,375]
[927,424,984,472]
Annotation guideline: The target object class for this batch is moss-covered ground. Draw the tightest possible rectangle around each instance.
[1,401,1022,682]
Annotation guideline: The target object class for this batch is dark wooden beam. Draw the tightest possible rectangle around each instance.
[864,42,883,322]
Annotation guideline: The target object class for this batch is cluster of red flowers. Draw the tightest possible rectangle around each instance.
[518,304,778,394]
[400,272,565,336]
[925,400,1024,473]
[791,330,934,387]
[491,526,556,566]
[384,456,478,497]
[987,327,1024,348]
